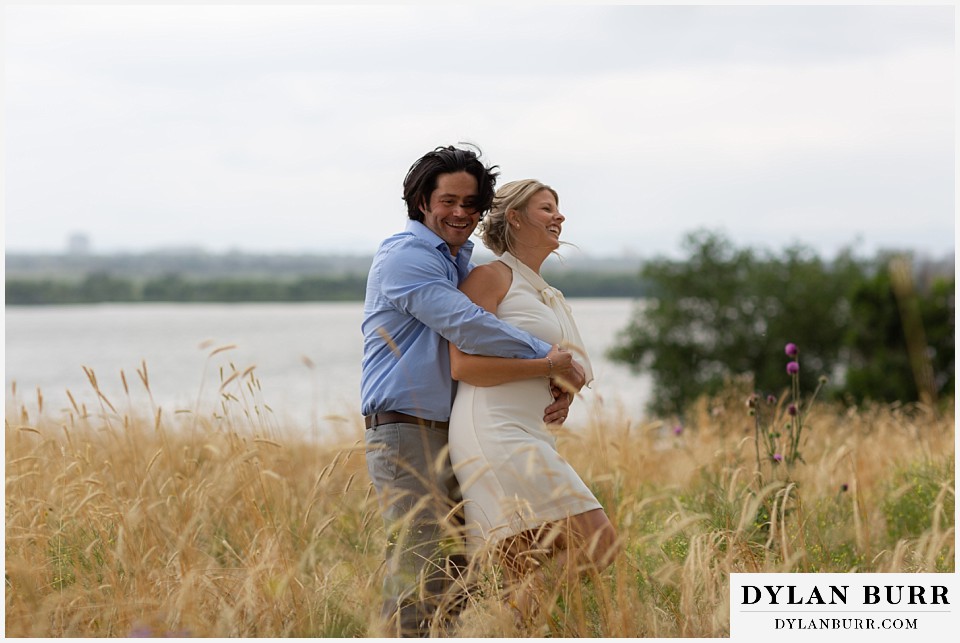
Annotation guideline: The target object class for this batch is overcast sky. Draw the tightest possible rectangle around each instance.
[4,3,955,260]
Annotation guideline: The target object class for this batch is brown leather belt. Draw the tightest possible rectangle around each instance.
[364,411,449,430]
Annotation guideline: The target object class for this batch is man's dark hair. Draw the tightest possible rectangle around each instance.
[402,144,500,221]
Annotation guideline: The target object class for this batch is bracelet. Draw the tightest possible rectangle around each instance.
[546,356,554,375]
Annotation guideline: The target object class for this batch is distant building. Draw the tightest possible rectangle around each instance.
[67,232,91,255]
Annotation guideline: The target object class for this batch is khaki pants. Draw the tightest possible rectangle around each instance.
[364,421,468,637]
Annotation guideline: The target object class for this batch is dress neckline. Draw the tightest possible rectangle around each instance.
[498,251,548,292]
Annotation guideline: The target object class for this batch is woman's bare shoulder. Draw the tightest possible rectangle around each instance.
[469,260,512,282]
[460,260,513,308]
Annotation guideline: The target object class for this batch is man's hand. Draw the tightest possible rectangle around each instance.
[543,386,573,425]
[542,349,586,425]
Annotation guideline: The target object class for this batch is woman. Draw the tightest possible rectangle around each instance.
[448,179,618,622]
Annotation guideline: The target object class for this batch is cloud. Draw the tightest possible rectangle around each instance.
[4,4,954,256]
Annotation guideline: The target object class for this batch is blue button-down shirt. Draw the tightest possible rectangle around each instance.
[361,220,551,421]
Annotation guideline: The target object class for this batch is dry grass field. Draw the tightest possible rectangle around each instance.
[4,366,954,637]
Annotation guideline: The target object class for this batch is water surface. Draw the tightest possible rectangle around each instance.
[6,299,651,434]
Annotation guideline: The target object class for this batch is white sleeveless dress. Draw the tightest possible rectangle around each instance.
[448,252,602,553]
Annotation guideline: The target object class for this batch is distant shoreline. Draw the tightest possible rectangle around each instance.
[5,271,649,305]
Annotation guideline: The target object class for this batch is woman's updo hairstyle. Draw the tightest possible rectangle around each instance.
[478,179,559,256]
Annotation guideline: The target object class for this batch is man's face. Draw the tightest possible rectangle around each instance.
[419,171,480,256]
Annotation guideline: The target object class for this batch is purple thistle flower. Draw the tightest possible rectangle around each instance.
[788,404,798,416]
[785,343,798,357]
[786,361,800,375]
[673,424,683,436]
[773,453,783,462]
[766,394,777,405]
[840,483,849,492]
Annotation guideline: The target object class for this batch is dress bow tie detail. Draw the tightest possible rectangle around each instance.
[540,287,572,314]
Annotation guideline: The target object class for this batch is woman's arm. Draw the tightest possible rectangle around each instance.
[452,343,574,386]
[449,263,575,386]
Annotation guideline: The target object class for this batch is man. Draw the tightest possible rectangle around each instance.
[361,144,581,636]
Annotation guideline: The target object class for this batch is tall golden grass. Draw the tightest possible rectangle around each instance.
[4,364,954,637]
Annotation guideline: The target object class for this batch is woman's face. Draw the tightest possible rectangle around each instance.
[515,189,564,251]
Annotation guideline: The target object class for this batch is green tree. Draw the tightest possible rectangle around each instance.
[142,274,195,301]
[194,279,284,302]
[922,276,955,398]
[77,272,136,302]
[607,230,864,416]
[843,257,954,406]
[6,279,78,305]
[542,272,649,298]
[287,275,367,301]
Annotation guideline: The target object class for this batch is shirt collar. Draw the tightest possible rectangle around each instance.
[405,219,475,264]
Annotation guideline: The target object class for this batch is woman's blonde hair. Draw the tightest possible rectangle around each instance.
[478,179,559,256]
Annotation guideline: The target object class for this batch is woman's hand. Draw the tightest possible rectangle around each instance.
[545,344,574,380]
[548,348,586,397]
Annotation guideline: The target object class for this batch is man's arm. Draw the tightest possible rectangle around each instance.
[378,243,551,359]
[448,262,575,385]
[448,260,586,425]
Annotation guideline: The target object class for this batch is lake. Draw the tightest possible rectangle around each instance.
[5,299,651,436]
